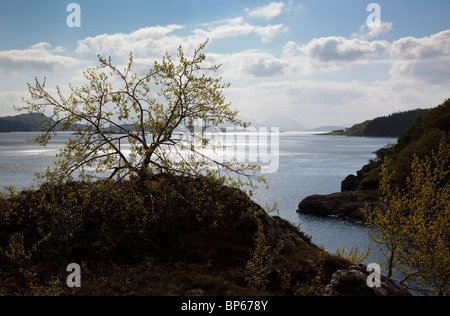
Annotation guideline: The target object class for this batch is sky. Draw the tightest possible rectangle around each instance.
[0,0,449,129]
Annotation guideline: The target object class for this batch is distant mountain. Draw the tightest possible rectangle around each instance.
[0,113,88,133]
[324,108,432,137]
[0,113,50,132]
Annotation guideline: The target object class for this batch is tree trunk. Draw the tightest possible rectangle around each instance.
[137,168,154,209]
[387,248,395,278]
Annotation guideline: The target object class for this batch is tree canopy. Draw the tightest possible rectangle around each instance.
[17,41,260,190]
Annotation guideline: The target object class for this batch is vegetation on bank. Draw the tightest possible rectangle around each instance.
[0,176,349,296]
[316,99,450,295]
[360,99,450,190]
[323,108,431,138]
[354,99,450,296]
[363,139,450,296]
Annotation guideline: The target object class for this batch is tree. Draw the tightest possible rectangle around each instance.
[363,138,450,296]
[362,158,408,279]
[17,41,260,194]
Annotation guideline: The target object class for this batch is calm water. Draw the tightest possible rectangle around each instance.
[252,132,396,264]
[0,131,396,265]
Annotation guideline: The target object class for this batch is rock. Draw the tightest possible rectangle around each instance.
[341,174,360,192]
[341,164,371,192]
[324,265,412,296]
[186,288,205,296]
[261,214,310,247]
[297,191,381,221]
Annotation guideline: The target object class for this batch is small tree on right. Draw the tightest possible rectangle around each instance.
[363,138,450,296]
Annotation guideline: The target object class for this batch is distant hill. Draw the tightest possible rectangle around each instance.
[0,113,50,132]
[325,108,432,137]
[0,113,89,133]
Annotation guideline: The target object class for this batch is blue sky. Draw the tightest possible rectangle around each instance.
[1,0,449,128]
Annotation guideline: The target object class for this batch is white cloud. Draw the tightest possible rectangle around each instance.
[247,2,285,20]
[201,17,288,43]
[205,33,396,80]
[286,0,303,12]
[206,35,394,80]
[227,80,371,127]
[389,30,450,85]
[193,18,289,44]
[352,21,393,40]
[254,24,289,43]
[227,76,449,128]
[390,30,450,60]
[75,19,288,59]
[217,30,450,127]
[129,24,185,39]
[0,43,81,75]
[299,36,390,63]
[206,50,288,79]
[202,17,253,39]
[390,58,450,85]
[75,24,191,58]
[282,41,300,59]
[0,91,29,115]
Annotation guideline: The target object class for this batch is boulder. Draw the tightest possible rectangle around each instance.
[297,191,381,221]
[341,174,360,192]
[324,264,412,296]
[341,164,371,192]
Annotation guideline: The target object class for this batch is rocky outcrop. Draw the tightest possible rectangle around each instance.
[341,165,377,192]
[341,174,361,192]
[324,265,412,296]
[261,214,310,247]
[341,164,371,192]
[297,191,381,221]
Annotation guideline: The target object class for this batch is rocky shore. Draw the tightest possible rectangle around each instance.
[295,169,412,296]
[297,165,381,222]
[297,190,380,222]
